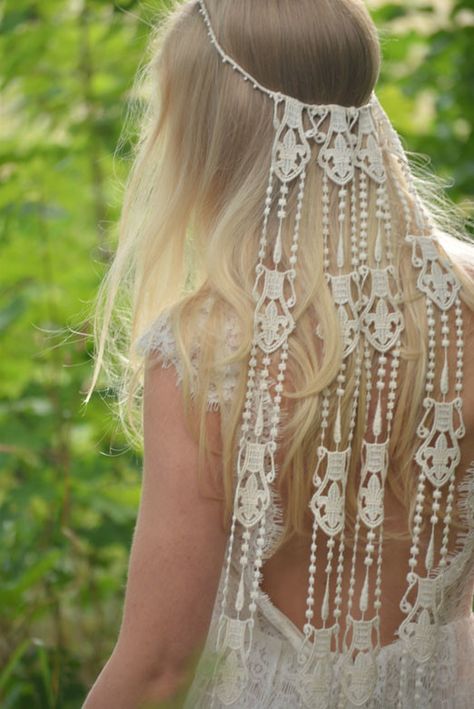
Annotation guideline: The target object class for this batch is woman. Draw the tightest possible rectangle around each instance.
[83,1,474,707]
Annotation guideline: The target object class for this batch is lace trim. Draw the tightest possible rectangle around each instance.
[135,299,242,412]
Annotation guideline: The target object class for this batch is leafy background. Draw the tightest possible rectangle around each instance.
[0,0,473,707]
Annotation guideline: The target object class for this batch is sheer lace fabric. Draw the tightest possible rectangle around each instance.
[135,298,242,412]
[135,305,474,708]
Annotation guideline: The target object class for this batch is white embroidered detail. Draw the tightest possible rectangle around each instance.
[310,447,349,537]
[214,616,253,705]
[358,440,389,529]
[253,267,296,354]
[416,398,465,488]
[317,107,357,186]
[408,235,461,310]
[341,618,379,706]
[359,266,404,353]
[298,626,336,708]
[328,272,361,357]
[353,106,386,184]
[272,97,312,182]
[399,576,440,663]
[235,441,272,528]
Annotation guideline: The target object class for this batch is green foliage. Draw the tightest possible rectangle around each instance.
[370,0,474,205]
[0,1,472,707]
[1,1,154,706]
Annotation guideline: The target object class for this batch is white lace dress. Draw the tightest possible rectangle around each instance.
[136,301,474,709]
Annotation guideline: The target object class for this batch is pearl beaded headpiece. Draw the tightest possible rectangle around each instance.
[195,1,466,706]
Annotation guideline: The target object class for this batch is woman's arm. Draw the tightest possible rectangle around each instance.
[82,361,228,708]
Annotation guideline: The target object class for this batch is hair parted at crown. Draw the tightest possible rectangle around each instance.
[194,2,465,707]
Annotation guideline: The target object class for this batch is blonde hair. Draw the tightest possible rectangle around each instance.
[85,0,474,548]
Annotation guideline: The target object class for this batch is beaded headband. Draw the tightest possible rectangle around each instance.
[195,1,465,706]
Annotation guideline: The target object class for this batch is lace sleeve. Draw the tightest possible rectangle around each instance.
[134,304,242,412]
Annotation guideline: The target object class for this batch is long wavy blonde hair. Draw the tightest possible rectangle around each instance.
[85,0,474,547]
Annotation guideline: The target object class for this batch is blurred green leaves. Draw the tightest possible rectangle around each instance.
[370,0,474,205]
[0,1,472,707]
[1,1,152,706]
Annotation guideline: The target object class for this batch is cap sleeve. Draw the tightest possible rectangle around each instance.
[135,309,183,371]
[134,303,242,412]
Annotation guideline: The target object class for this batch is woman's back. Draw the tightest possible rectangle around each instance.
[179,238,474,707]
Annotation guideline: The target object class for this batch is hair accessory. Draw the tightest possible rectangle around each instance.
[195,2,465,706]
